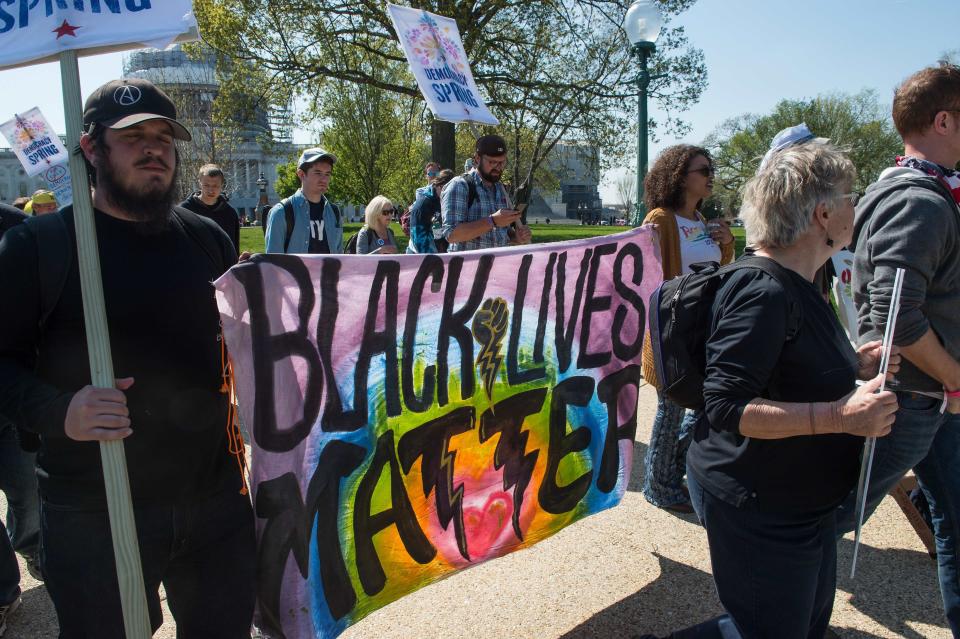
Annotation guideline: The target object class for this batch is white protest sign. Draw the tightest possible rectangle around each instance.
[0,108,69,177]
[830,249,858,340]
[40,162,73,207]
[387,4,498,125]
[0,0,197,70]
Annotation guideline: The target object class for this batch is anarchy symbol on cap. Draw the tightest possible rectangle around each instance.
[114,85,142,106]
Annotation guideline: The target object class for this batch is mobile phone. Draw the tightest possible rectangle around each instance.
[515,202,528,225]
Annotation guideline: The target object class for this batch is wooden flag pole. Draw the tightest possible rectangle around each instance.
[58,49,151,638]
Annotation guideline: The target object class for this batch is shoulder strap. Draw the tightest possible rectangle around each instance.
[33,212,73,330]
[283,198,296,253]
[722,256,804,339]
[344,231,359,254]
[172,207,230,275]
[462,173,478,209]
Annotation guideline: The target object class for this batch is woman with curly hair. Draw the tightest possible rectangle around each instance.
[640,144,735,513]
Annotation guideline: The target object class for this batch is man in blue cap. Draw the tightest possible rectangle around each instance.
[265,147,343,254]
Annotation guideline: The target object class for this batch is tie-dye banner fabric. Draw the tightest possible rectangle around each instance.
[214,227,661,639]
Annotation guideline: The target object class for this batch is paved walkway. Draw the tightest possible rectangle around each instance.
[4,383,946,638]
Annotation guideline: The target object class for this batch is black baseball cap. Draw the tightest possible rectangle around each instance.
[475,134,507,156]
[83,78,191,141]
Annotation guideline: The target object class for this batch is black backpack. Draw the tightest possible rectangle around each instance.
[648,255,803,410]
[29,206,233,329]
[462,173,479,210]
[408,175,477,234]
[344,231,359,254]
[260,199,296,249]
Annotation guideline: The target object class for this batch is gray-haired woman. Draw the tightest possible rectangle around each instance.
[652,142,899,639]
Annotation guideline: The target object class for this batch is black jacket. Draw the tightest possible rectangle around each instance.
[0,207,241,508]
[0,203,26,239]
[179,193,241,252]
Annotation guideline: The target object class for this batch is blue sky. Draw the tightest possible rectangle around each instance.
[613,0,957,203]
[1,0,955,204]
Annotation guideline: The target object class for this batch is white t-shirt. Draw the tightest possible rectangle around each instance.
[675,214,721,274]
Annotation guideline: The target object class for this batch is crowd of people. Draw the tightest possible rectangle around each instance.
[636,63,960,639]
[260,132,532,259]
[0,60,956,639]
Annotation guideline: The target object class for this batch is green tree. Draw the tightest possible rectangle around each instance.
[193,0,708,201]
[274,160,301,199]
[313,63,430,206]
[704,91,903,216]
[939,49,959,65]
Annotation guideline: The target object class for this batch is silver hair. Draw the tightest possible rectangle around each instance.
[740,142,856,249]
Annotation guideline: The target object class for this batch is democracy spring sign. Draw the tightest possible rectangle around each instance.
[0,107,68,177]
[0,0,197,69]
[387,3,498,125]
[215,228,661,638]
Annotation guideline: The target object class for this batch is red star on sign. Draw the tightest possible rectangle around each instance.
[53,20,79,39]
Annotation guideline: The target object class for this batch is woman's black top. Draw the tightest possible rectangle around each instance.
[687,257,862,514]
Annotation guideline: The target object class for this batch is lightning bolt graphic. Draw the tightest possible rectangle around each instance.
[479,387,547,541]
[398,407,475,560]
[472,297,509,403]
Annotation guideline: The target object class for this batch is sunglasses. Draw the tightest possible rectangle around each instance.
[381,208,395,215]
[687,167,715,177]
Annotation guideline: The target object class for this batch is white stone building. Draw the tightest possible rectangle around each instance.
[122,45,296,221]
[1,46,296,219]
[527,143,603,223]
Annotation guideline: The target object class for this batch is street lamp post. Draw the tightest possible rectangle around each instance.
[624,0,663,225]
[256,172,269,226]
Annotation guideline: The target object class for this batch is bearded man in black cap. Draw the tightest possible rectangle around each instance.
[0,78,254,638]
[441,134,532,252]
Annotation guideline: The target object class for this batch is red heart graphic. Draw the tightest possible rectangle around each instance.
[462,491,514,560]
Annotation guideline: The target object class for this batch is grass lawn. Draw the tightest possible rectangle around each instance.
[239,223,636,255]
[732,227,746,257]
[240,224,746,256]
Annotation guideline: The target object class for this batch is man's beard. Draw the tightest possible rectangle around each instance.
[95,146,179,234]
[477,165,502,183]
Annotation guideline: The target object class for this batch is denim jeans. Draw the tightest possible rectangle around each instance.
[40,489,256,639]
[643,391,697,507]
[0,421,39,606]
[835,392,960,635]
[677,472,837,639]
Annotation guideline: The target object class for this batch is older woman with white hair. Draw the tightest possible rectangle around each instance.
[649,143,900,639]
[356,195,400,255]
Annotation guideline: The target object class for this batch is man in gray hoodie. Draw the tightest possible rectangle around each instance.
[837,63,960,634]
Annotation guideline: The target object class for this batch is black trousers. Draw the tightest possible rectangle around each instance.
[672,471,837,639]
[40,489,255,639]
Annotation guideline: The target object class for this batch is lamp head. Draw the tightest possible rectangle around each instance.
[624,0,663,46]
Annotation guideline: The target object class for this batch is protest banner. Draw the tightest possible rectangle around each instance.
[0,107,69,176]
[0,0,198,69]
[387,4,498,125]
[1,2,199,635]
[215,227,661,638]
